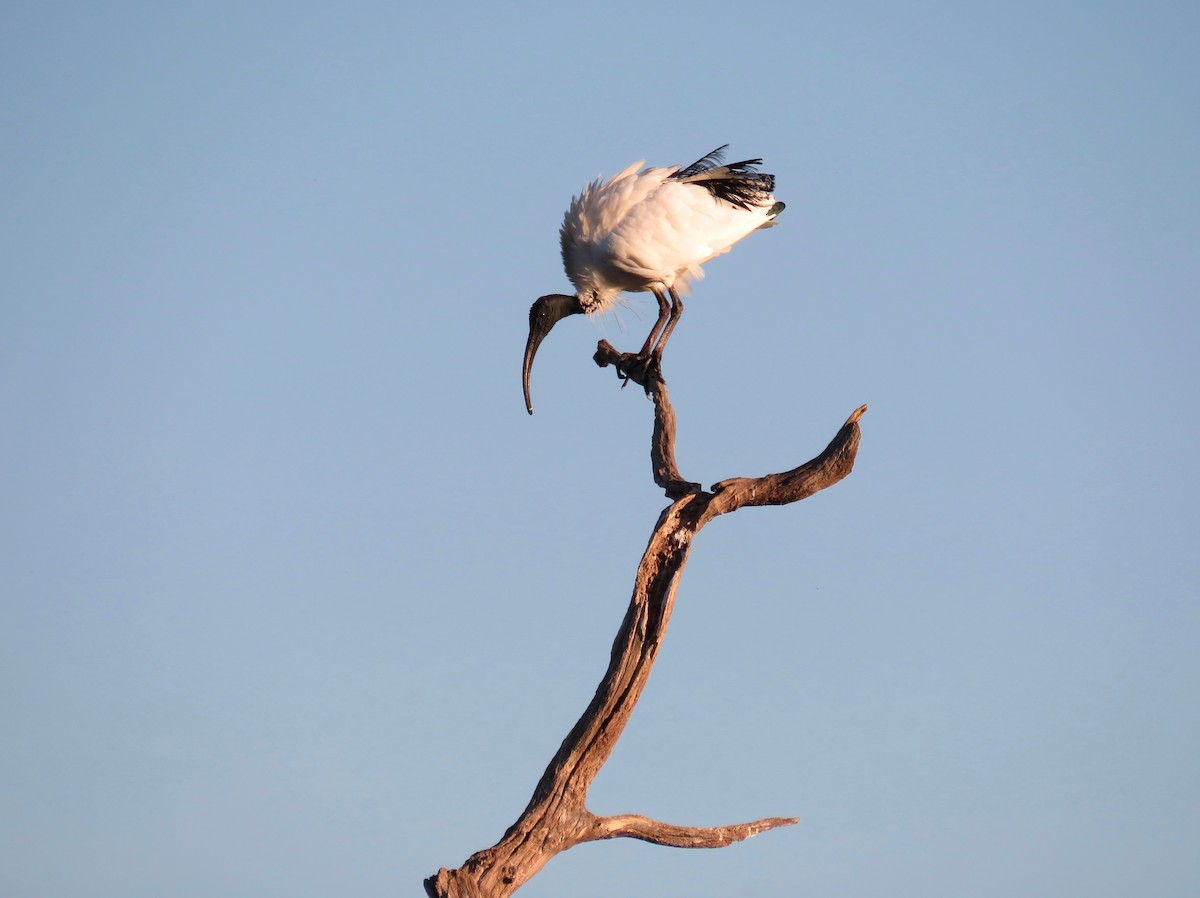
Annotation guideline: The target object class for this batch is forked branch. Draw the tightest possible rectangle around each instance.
[425,344,865,898]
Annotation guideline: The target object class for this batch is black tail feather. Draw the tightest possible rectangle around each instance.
[674,145,730,179]
[671,146,776,210]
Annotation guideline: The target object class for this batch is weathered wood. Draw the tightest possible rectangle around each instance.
[588,813,801,847]
[425,345,865,898]
[595,340,703,497]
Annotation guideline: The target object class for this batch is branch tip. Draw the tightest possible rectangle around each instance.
[590,813,800,849]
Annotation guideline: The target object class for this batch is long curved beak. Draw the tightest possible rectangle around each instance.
[522,327,545,415]
[523,294,581,415]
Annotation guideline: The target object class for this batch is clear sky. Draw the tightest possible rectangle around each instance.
[2,1,1197,896]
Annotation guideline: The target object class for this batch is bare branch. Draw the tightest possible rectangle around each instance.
[594,340,700,497]
[588,813,801,848]
[426,352,865,898]
[706,403,867,519]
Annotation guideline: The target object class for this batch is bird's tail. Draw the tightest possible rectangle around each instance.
[672,145,778,211]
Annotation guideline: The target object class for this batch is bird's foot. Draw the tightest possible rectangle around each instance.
[615,351,660,393]
[593,341,662,395]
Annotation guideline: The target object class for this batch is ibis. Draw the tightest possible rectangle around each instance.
[522,145,785,414]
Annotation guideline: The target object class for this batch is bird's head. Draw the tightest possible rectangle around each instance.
[523,293,584,415]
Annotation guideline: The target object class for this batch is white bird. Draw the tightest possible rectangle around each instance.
[522,145,785,414]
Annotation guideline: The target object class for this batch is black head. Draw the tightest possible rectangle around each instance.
[522,293,583,415]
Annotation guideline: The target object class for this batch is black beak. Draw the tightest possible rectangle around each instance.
[523,294,582,415]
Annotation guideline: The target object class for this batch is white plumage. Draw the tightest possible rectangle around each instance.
[523,146,784,414]
[562,158,779,309]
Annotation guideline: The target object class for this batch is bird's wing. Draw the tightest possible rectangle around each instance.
[673,156,775,212]
[560,163,673,290]
[673,145,730,179]
[606,177,779,291]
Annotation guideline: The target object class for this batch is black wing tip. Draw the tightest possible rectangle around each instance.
[673,144,730,179]
[697,172,777,210]
[671,146,778,210]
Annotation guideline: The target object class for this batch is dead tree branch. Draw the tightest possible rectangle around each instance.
[426,343,865,898]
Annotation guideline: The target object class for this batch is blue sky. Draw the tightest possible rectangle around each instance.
[2,1,1198,896]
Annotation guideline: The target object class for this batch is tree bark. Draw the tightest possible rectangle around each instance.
[426,345,865,898]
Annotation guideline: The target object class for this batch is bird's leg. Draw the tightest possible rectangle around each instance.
[638,287,672,357]
[651,288,685,362]
[618,287,671,386]
[615,286,687,392]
